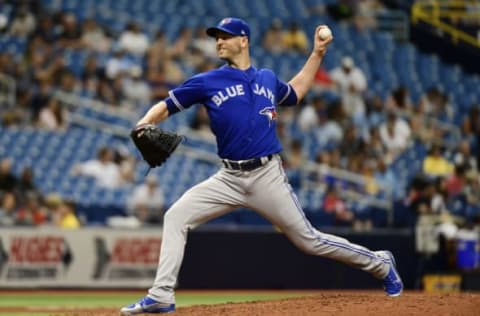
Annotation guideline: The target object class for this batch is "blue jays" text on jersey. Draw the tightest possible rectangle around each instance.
[164,65,297,160]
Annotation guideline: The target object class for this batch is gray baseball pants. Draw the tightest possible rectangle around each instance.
[148,155,390,303]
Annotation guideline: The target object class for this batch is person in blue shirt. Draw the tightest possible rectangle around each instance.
[121,17,403,315]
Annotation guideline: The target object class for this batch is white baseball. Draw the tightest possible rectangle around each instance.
[318,27,332,40]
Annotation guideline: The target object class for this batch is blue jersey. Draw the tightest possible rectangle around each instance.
[164,65,298,160]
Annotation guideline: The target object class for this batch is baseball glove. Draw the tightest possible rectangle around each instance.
[130,124,182,168]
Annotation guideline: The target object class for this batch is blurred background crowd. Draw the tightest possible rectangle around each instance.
[0,0,479,251]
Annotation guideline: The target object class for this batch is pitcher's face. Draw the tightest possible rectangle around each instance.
[215,32,246,61]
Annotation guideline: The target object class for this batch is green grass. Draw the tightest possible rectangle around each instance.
[0,290,310,315]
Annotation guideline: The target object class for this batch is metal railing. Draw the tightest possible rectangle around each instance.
[300,161,394,226]
[411,0,480,48]
[396,108,462,149]
[53,90,138,122]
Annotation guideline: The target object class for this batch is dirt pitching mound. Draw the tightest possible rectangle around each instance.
[1,291,478,315]
[172,292,479,316]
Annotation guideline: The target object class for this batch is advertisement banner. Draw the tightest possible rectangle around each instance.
[0,228,162,288]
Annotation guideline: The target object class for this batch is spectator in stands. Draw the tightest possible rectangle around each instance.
[30,51,67,85]
[46,194,81,229]
[386,86,413,113]
[118,21,150,57]
[461,106,480,153]
[0,192,16,226]
[464,171,480,210]
[374,157,396,194]
[146,57,185,94]
[113,145,136,185]
[338,125,366,160]
[37,97,69,130]
[15,191,48,226]
[312,150,331,185]
[315,150,332,169]
[262,19,286,54]
[96,77,118,104]
[127,175,165,225]
[0,52,16,76]
[71,146,124,188]
[312,67,335,92]
[314,99,344,146]
[4,98,27,124]
[353,0,382,32]
[437,93,454,122]
[105,46,135,80]
[169,27,193,60]
[147,30,171,66]
[30,79,53,119]
[160,58,185,86]
[81,55,104,97]
[361,159,380,195]
[431,177,449,214]
[422,144,454,178]
[453,140,478,174]
[285,139,305,170]
[0,10,7,33]
[191,27,217,59]
[408,114,436,144]
[379,110,411,161]
[418,87,453,120]
[405,175,435,219]
[282,21,309,54]
[81,18,111,53]
[322,185,354,226]
[8,5,36,38]
[122,66,151,106]
[58,70,81,94]
[146,65,171,102]
[297,95,327,132]
[366,127,388,160]
[413,175,459,266]
[33,15,57,43]
[314,148,343,185]
[329,148,343,170]
[366,94,385,127]
[14,166,38,202]
[0,158,17,193]
[57,13,82,49]
[346,152,364,173]
[330,56,367,124]
[418,86,440,114]
[445,164,466,199]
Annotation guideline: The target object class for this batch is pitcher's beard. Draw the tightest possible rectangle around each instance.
[220,56,233,65]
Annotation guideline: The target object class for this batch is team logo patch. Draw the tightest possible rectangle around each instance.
[259,106,277,127]
[220,18,232,25]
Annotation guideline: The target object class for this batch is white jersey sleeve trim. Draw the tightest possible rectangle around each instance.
[278,84,292,105]
[169,90,185,111]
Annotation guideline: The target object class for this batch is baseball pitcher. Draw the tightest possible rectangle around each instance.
[121,17,403,315]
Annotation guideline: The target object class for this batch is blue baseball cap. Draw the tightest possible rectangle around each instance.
[206,17,250,39]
